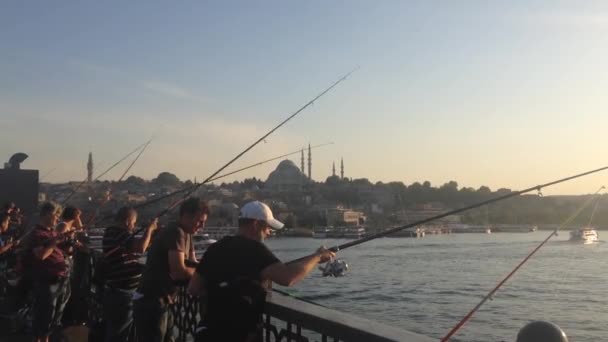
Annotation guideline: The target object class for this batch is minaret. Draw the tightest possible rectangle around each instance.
[332,161,336,176]
[87,152,93,183]
[301,149,305,174]
[340,157,344,179]
[307,143,312,180]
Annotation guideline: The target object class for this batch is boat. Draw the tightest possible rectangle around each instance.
[569,227,598,244]
[203,226,237,240]
[343,226,366,239]
[313,226,332,238]
[193,233,217,254]
[450,225,492,234]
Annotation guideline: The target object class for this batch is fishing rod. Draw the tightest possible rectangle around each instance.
[103,68,357,257]
[92,142,335,226]
[84,139,154,228]
[587,193,603,226]
[144,142,333,208]
[117,139,152,182]
[207,142,334,183]
[155,68,357,220]
[62,139,151,205]
[287,165,608,264]
[440,185,605,342]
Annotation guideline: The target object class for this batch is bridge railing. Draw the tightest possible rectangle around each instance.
[88,252,434,342]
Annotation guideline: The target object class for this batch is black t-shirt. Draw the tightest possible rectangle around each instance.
[195,235,280,337]
[138,224,193,297]
[196,235,279,284]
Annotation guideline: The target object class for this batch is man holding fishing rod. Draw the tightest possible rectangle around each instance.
[133,197,209,342]
[101,206,158,342]
[188,200,335,342]
[23,202,71,342]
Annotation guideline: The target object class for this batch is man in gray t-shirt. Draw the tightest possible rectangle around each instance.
[133,198,209,342]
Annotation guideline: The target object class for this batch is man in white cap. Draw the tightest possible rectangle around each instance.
[188,200,335,342]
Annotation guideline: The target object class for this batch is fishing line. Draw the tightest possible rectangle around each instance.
[91,142,335,227]
[62,139,151,205]
[440,185,604,342]
[84,140,155,228]
[286,165,608,265]
[548,191,605,299]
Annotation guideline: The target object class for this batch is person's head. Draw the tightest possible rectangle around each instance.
[238,201,284,241]
[0,213,10,233]
[178,198,209,234]
[3,202,15,214]
[40,202,61,228]
[115,207,138,231]
[61,207,81,222]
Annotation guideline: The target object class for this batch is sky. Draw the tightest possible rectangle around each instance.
[2,1,608,195]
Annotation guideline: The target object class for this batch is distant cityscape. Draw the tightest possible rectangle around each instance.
[30,149,608,232]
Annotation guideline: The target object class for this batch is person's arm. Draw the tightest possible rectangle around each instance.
[261,247,335,287]
[0,242,14,255]
[168,251,195,281]
[187,272,206,297]
[56,222,69,234]
[33,244,57,260]
[188,235,197,262]
[132,219,158,254]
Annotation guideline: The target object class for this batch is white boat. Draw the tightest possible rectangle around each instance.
[203,226,237,240]
[569,227,598,244]
[193,233,217,251]
[343,227,366,239]
[313,226,332,238]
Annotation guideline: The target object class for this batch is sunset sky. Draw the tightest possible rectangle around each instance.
[2,1,608,194]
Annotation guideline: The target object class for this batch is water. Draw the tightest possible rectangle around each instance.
[265,232,607,342]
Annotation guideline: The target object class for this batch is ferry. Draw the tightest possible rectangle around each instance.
[343,226,366,239]
[451,225,492,234]
[569,227,599,244]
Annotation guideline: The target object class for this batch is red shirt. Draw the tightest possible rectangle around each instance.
[29,224,67,279]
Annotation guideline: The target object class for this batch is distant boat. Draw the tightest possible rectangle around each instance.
[193,233,216,253]
[313,226,332,239]
[569,227,598,244]
[343,226,366,239]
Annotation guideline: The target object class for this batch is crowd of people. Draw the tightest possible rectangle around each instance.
[0,199,335,342]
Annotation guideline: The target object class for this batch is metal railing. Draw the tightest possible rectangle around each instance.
[86,252,434,342]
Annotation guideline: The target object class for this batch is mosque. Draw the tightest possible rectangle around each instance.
[265,144,345,191]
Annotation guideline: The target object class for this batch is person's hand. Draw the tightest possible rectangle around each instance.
[148,218,159,232]
[315,246,336,263]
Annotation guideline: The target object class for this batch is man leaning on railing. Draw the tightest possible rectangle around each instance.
[188,200,335,342]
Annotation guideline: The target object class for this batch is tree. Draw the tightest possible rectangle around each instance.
[125,175,146,186]
[153,172,181,186]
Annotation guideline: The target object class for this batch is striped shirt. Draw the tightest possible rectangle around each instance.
[102,226,144,290]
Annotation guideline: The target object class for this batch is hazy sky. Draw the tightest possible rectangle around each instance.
[2,1,608,195]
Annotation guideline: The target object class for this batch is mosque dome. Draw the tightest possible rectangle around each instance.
[266,159,307,191]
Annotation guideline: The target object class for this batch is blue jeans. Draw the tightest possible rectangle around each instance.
[31,276,70,337]
[103,288,136,342]
[133,295,174,342]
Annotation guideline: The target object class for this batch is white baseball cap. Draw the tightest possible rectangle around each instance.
[240,201,284,230]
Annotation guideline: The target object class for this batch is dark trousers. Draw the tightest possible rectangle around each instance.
[103,288,136,342]
[63,252,91,324]
[133,295,174,342]
[31,276,71,336]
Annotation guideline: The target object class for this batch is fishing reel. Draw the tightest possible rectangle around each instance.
[319,258,349,277]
